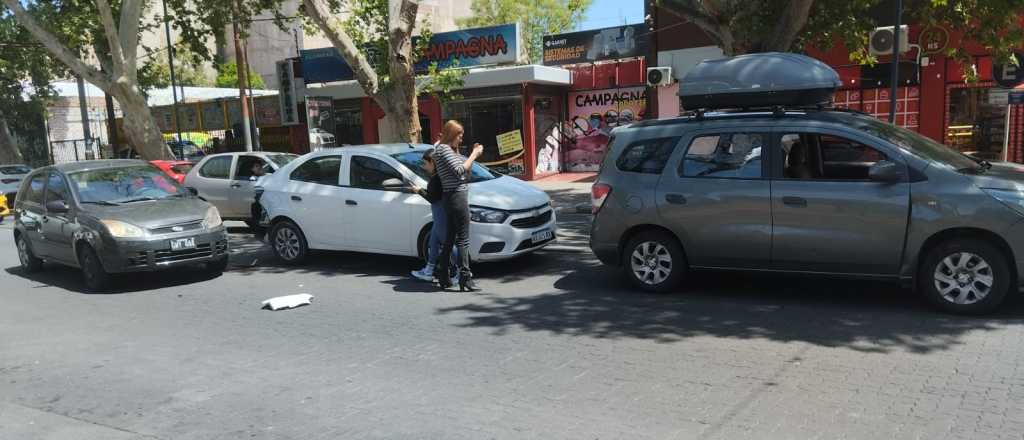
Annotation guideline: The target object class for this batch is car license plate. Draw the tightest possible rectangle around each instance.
[531,229,554,244]
[170,237,196,251]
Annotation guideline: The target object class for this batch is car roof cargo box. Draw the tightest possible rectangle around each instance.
[679,52,841,111]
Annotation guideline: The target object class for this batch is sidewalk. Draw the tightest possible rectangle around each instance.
[530,173,595,253]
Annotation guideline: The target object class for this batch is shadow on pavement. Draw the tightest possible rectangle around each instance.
[437,253,1024,354]
[4,264,222,294]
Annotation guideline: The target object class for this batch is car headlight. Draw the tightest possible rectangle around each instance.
[100,219,146,238]
[984,188,1024,216]
[470,206,509,224]
[202,206,223,229]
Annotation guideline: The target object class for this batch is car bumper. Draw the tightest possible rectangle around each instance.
[98,227,229,273]
[469,210,557,262]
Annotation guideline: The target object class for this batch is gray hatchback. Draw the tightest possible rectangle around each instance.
[12,160,229,291]
[590,110,1024,314]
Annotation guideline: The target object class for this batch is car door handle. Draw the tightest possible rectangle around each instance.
[42,216,49,223]
[782,196,807,207]
[665,194,687,205]
[230,183,242,188]
[291,195,302,202]
[345,200,358,206]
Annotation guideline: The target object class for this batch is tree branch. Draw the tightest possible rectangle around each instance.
[93,0,126,77]
[764,0,814,52]
[119,0,145,80]
[1,0,111,90]
[302,0,380,96]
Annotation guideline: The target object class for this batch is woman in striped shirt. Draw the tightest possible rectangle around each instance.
[435,120,484,291]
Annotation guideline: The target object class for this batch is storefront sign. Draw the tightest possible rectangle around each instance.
[301,24,520,84]
[276,59,300,125]
[564,86,647,172]
[994,52,1024,88]
[254,96,283,126]
[542,23,649,66]
[496,129,524,155]
[919,27,949,55]
[306,96,336,149]
[201,101,226,130]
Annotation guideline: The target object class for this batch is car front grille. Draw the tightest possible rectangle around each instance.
[510,210,553,229]
[149,221,203,235]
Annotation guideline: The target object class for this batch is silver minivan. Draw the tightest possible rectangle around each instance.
[590,109,1024,314]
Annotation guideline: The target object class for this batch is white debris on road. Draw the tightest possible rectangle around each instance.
[261,294,314,311]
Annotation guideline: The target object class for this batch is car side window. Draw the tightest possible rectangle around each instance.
[680,133,765,178]
[615,137,680,174]
[21,173,46,205]
[350,156,403,191]
[290,155,342,186]
[780,133,888,181]
[199,156,232,179]
[234,156,271,180]
[45,172,70,205]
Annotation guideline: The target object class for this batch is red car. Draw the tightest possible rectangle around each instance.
[150,160,194,184]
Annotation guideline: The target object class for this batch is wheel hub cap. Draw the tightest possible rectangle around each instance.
[934,252,994,305]
[630,241,673,285]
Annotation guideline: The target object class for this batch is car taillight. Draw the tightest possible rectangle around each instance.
[1,178,19,184]
[592,183,612,214]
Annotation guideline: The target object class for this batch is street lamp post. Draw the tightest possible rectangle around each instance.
[889,0,902,124]
[162,0,183,144]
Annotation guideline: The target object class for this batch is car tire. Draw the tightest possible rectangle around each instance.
[205,256,229,275]
[270,220,308,265]
[623,230,687,293]
[15,234,44,273]
[78,245,112,292]
[919,239,1011,315]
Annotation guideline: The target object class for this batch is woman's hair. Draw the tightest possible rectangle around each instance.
[422,148,434,162]
[439,120,464,146]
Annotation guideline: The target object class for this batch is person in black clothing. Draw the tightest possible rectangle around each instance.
[410,149,460,283]
[434,121,484,291]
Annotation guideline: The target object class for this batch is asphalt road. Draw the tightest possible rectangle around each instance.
[3,222,1024,439]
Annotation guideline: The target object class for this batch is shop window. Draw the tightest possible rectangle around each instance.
[444,98,523,164]
[946,86,1008,160]
[334,108,364,146]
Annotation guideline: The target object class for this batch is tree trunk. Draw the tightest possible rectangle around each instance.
[0,118,24,164]
[377,88,420,143]
[114,89,168,159]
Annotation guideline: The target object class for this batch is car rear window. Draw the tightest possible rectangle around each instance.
[615,137,680,174]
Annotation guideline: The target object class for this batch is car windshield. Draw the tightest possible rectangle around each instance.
[0,165,31,175]
[846,115,979,170]
[268,154,298,167]
[391,151,498,183]
[69,165,183,204]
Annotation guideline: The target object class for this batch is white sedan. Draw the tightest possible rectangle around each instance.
[256,144,556,264]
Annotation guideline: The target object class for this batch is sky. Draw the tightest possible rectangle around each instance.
[577,0,645,31]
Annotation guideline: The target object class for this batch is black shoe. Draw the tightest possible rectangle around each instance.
[459,277,481,292]
[436,275,453,290]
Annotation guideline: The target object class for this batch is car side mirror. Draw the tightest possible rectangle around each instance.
[868,160,904,183]
[382,178,408,191]
[45,200,69,214]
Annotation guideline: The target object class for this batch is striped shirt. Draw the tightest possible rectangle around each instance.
[433,144,468,193]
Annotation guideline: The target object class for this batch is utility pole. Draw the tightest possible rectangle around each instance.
[232,0,254,152]
[292,28,301,57]
[889,0,902,124]
[104,93,119,156]
[162,0,183,143]
[76,76,91,160]
[243,38,261,151]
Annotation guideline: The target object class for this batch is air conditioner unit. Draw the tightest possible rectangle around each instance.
[647,67,673,87]
[869,25,910,57]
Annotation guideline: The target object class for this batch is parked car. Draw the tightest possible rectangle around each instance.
[0,164,32,197]
[12,160,228,291]
[257,144,556,264]
[151,160,194,184]
[590,52,1024,315]
[168,140,206,161]
[184,152,298,226]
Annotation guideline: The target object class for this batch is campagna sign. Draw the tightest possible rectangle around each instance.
[300,23,520,84]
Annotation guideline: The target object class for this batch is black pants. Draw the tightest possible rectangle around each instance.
[437,190,471,281]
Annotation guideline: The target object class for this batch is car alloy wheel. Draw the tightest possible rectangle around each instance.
[630,241,673,286]
[17,236,30,266]
[274,227,302,261]
[933,252,994,305]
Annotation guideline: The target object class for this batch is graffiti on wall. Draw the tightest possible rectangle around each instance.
[565,86,647,172]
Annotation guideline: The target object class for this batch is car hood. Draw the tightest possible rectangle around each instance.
[468,176,551,210]
[968,162,1024,191]
[81,197,211,228]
